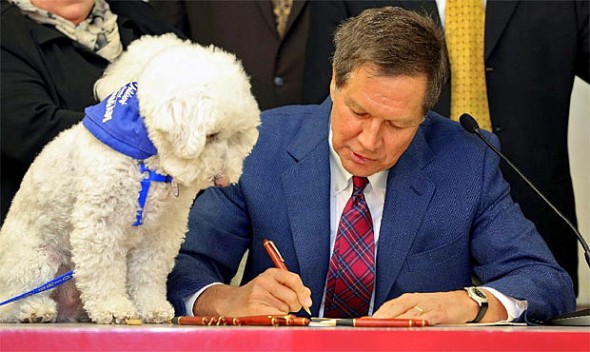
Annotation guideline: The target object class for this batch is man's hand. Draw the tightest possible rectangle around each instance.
[193,268,312,317]
[372,289,507,325]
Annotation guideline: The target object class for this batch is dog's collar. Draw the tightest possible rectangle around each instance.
[82,82,158,160]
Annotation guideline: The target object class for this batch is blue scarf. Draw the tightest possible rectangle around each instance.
[82,82,173,226]
[82,82,157,159]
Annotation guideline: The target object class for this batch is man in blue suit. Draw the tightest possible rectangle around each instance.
[167,7,574,324]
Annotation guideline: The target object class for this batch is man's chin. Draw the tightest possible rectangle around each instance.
[342,160,378,177]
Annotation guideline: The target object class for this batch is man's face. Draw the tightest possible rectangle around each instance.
[330,64,427,177]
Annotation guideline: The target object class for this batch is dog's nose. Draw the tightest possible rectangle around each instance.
[213,175,230,188]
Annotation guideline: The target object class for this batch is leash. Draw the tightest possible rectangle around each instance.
[0,271,74,306]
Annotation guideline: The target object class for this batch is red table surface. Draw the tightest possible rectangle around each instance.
[1,324,589,351]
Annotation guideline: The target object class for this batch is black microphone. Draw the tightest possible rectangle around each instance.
[460,113,590,326]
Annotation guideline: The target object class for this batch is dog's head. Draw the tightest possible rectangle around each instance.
[135,42,260,189]
[94,33,189,100]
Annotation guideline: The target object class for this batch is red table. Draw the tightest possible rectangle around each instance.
[1,323,588,351]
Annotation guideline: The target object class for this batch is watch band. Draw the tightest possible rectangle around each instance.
[465,287,489,323]
[470,300,488,323]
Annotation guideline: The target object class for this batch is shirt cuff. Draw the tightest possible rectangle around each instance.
[183,282,224,316]
[481,286,528,321]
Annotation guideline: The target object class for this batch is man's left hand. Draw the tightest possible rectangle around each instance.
[371,289,507,325]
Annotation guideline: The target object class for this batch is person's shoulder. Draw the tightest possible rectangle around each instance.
[254,102,329,150]
[261,103,321,120]
[1,2,38,52]
[1,0,14,15]
[1,1,25,27]
[260,103,326,129]
[107,0,183,39]
[107,0,152,13]
[420,111,495,153]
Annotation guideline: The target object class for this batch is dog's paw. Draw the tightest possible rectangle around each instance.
[17,296,58,323]
[138,300,175,323]
[86,299,139,324]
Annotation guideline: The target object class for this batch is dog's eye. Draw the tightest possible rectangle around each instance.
[206,133,219,143]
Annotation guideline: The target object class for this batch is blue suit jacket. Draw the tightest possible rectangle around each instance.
[167,99,575,322]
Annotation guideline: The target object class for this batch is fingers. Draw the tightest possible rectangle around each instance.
[198,269,313,317]
[372,292,421,319]
[265,268,313,313]
[372,291,473,325]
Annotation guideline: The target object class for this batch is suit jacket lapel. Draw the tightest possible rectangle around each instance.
[281,101,332,312]
[485,0,519,59]
[285,0,307,35]
[374,127,436,309]
[256,0,279,37]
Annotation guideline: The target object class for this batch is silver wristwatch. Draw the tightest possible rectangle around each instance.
[464,286,489,323]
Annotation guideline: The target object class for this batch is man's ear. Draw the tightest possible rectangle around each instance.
[330,66,337,100]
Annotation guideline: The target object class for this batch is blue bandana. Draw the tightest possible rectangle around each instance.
[82,82,157,159]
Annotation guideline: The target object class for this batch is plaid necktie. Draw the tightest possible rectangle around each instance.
[446,0,492,131]
[324,176,375,318]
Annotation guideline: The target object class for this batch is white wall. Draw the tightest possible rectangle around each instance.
[569,77,590,308]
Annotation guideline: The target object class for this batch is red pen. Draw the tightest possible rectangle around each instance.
[263,239,288,270]
[263,239,312,315]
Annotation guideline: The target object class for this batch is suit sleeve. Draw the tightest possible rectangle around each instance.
[469,133,576,322]
[166,184,252,315]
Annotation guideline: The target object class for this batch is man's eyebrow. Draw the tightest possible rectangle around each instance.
[344,97,364,111]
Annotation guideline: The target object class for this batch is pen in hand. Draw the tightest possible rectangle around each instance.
[263,239,312,315]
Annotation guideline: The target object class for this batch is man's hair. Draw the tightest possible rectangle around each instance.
[332,6,448,113]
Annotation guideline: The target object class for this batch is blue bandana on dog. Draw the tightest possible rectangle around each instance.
[82,82,157,159]
[82,82,173,226]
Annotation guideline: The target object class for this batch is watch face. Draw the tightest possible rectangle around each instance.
[473,288,487,299]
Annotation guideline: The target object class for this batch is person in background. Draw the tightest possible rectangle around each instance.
[302,0,589,295]
[0,0,181,225]
[150,0,310,111]
[167,7,575,325]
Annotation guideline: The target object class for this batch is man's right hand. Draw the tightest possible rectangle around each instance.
[193,268,313,317]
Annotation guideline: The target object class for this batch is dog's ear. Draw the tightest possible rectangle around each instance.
[148,93,217,160]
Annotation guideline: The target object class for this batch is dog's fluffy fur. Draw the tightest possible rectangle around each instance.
[0,34,260,324]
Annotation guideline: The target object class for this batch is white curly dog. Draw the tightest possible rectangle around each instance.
[0,34,260,324]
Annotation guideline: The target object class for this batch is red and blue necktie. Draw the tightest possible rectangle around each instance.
[324,176,375,318]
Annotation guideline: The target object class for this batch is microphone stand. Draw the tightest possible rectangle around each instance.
[460,114,590,326]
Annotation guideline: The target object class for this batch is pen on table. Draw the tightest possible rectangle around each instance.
[310,317,428,327]
[171,314,311,326]
[263,239,312,315]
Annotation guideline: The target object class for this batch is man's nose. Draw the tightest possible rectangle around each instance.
[358,119,382,151]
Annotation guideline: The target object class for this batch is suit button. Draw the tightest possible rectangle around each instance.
[274,76,284,87]
[494,127,504,133]
[486,67,494,72]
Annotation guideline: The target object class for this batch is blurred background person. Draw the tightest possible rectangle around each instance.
[1,0,181,224]
[151,0,310,111]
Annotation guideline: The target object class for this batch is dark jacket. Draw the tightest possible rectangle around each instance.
[150,0,310,111]
[303,0,590,294]
[0,0,180,223]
